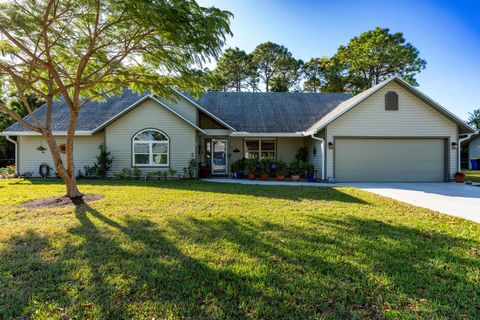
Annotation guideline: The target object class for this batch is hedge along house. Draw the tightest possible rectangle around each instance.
[1,76,474,182]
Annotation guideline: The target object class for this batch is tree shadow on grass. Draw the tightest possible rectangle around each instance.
[21,179,368,203]
[1,204,479,318]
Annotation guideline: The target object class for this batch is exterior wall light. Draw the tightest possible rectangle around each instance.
[451,142,457,149]
[328,142,334,149]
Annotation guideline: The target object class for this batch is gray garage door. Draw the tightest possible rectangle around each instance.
[335,138,446,182]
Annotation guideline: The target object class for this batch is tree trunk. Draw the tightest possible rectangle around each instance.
[64,174,83,199]
[44,131,84,199]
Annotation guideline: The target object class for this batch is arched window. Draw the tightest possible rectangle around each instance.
[385,91,399,111]
[132,129,169,166]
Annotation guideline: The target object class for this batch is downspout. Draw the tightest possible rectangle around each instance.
[310,133,325,181]
[459,130,480,171]
[5,135,18,175]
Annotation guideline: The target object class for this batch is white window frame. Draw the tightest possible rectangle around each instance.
[244,138,277,159]
[132,129,169,167]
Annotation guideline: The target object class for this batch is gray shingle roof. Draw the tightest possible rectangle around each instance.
[4,89,352,133]
[196,92,352,132]
[5,90,149,132]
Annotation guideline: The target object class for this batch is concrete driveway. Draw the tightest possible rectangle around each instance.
[340,183,480,223]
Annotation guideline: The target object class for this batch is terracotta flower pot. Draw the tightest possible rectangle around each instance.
[454,172,465,183]
[276,175,285,181]
[260,174,269,181]
[291,174,300,181]
[248,172,256,180]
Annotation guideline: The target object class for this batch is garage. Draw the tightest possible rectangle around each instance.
[334,138,447,182]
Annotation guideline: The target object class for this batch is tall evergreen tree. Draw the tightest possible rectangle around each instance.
[213,48,251,92]
[251,42,295,92]
[334,27,426,93]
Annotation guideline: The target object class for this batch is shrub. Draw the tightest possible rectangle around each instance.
[146,171,158,180]
[94,144,113,179]
[83,165,97,177]
[245,158,257,173]
[159,171,168,180]
[231,158,246,173]
[114,167,132,180]
[305,164,316,175]
[275,160,287,175]
[295,146,308,162]
[0,166,16,179]
[20,171,33,178]
[167,168,177,179]
[132,167,142,179]
[183,154,196,179]
[288,159,306,176]
[259,157,273,175]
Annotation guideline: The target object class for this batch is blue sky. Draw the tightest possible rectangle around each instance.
[197,0,480,120]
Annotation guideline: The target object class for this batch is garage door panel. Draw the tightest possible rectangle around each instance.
[335,138,445,182]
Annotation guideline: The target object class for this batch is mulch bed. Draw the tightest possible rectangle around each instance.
[20,194,105,209]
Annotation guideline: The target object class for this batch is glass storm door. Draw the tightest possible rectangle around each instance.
[211,139,228,175]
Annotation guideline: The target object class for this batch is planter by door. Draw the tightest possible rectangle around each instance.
[260,174,269,181]
[248,173,256,180]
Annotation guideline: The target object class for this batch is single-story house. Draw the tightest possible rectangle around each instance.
[1,76,474,182]
[461,131,480,169]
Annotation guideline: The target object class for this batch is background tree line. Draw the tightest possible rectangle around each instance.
[207,27,427,94]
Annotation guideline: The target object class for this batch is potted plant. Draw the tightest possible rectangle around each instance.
[259,157,272,180]
[275,160,287,181]
[305,164,316,182]
[245,158,257,180]
[454,171,465,183]
[232,158,245,179]
[289,160,305,182]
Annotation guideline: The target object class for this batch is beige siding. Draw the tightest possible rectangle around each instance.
[105,100,197,175]
[168,96,198,124]
[306,130,325,179]
[325,82,458,179]
[277,137,303,163]
[18,133,104,177]
[228,137,244,165]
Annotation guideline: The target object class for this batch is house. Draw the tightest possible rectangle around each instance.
[461,132,480,169]
[1,76,474,182]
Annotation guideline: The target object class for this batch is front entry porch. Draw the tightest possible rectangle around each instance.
[198,135,325,178]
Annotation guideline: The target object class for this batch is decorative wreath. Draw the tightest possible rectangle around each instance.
[39,163,50,178]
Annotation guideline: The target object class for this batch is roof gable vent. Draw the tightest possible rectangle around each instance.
[385,91,399,111]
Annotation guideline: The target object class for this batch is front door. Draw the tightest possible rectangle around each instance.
[210,139,228,175]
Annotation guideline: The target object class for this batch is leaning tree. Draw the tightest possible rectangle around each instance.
[0,0,231,198]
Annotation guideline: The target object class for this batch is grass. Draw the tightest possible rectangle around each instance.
[0,179,479,319]
[465,169,480,183]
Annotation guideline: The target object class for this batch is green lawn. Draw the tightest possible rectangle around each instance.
[1,179,479,319]
[465,169,480,183]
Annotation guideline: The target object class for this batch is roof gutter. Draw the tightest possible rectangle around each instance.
[230,131,304,137]
[5,135,18,174]
[459,129,480,171]
[0,131,93,136]
[310,133,325,181]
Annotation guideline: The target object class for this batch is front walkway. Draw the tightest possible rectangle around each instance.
[203,179,480,223]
